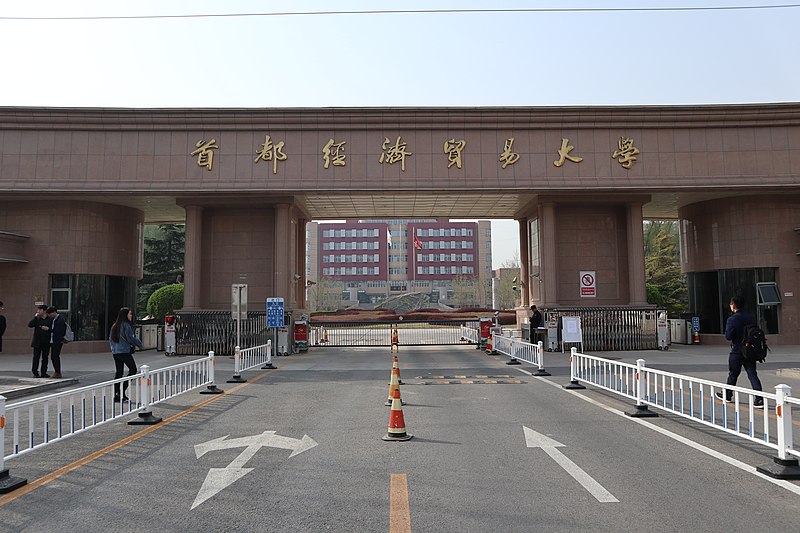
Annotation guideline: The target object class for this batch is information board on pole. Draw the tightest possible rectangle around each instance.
[561,316,583,352]
[267,297,285,328]
[231,284,248,320]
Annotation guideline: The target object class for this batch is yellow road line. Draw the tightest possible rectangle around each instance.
[0,373,268,506]
[389,473,411,533]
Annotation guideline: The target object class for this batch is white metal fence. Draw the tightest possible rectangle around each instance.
[460,325,479,345]
[0,352,221,467]
[493,335,550,376]
[228,341,274,382]
[566,347,799,472]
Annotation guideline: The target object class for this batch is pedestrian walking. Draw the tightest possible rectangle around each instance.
[0,300,6,353]
[47,306,67,379]
[108,307,143,402]
[715,296,764,407]
[28,304,52,377]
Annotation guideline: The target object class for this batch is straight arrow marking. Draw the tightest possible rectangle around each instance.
[523,426,618,503]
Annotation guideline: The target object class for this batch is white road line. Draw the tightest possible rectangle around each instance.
[543,447,620,503]
[513,367,800,496]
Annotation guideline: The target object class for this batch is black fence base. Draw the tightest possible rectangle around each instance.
[261,363,277,369]
[533,369,552,376]
[506,358,521,365]
[200,384,224,395]
[756,456,800,480]
[226,375,247,383]
[625,404,659,418]
[128,411,163,425]
[564,380,586,389]
[0,469,27,494]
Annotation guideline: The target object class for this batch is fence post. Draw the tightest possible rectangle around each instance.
[227,345,247,383]
[533,341,551,376]
[757,384,800,479]
[0,395,27,494]
[564,347,585,389]
[201,351,225,394]
[261,339,277,369]
[625,359,658,418]
[128,365,163,425]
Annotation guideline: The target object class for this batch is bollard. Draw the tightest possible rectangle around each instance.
[0,395,28,494]
[563,347,585,389]
[624,359,658,418]
[261,340,277,369]
[533,341,551,376]
[227,346,247,383]
[200,351,225,395]
[756,384,800,479]
[128,366,163,425]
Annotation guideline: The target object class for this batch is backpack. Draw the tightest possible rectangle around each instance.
[742,323,768,363]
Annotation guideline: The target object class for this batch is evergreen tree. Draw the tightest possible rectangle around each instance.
[137,224,185,315]
[644,220,688,317]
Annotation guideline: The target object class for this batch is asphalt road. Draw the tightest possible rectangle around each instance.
[1,345,799,532]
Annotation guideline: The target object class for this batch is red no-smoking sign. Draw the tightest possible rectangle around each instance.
[580,271,596,298]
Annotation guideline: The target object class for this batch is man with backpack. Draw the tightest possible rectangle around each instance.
[715,296,764,407]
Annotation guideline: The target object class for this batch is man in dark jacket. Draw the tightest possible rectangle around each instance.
[715,296,763,407]
[28,304,52,377]
[47,307,67,379]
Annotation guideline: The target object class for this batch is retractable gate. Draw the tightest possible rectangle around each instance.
[544,306,661,351]
[310,320,478,347]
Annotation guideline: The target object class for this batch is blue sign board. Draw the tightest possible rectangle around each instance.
[267,297,285,328]
[691,316,700,332]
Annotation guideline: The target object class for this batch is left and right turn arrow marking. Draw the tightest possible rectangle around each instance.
[192,431,318,509]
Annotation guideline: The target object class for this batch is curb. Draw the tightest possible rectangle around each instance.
[0,377,80,400]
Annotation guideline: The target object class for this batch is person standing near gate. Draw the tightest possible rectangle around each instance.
[715,296,764,408]
[28,304,52,377]
[530,305,543,328]
[109,307,143,402]
[47,306,67,379]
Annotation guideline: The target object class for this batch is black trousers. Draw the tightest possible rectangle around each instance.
[113,352,138,397]
[32,345,51,374]
[725,351,763,400]
[50,342,63,374]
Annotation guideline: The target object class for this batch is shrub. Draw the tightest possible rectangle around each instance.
[146,284,184,321]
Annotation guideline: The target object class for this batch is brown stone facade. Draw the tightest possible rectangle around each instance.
[679,195,800,344]
[0,104,799,352]
[0,201,143,354]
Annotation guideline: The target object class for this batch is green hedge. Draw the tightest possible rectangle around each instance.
[146,284,184,320]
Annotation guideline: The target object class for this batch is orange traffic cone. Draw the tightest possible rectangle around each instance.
[382,388,413,441]
[386,359,406,406]
[486,331,495,354]
[388,355,404,385]
[321,326,329,344]
[391,326,399,352]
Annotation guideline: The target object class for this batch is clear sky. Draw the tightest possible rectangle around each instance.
[2,1,798,267]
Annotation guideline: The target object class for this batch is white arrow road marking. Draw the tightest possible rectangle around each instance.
[192,468,253,510]
[523,426,619,503]
[192,431,319,509]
